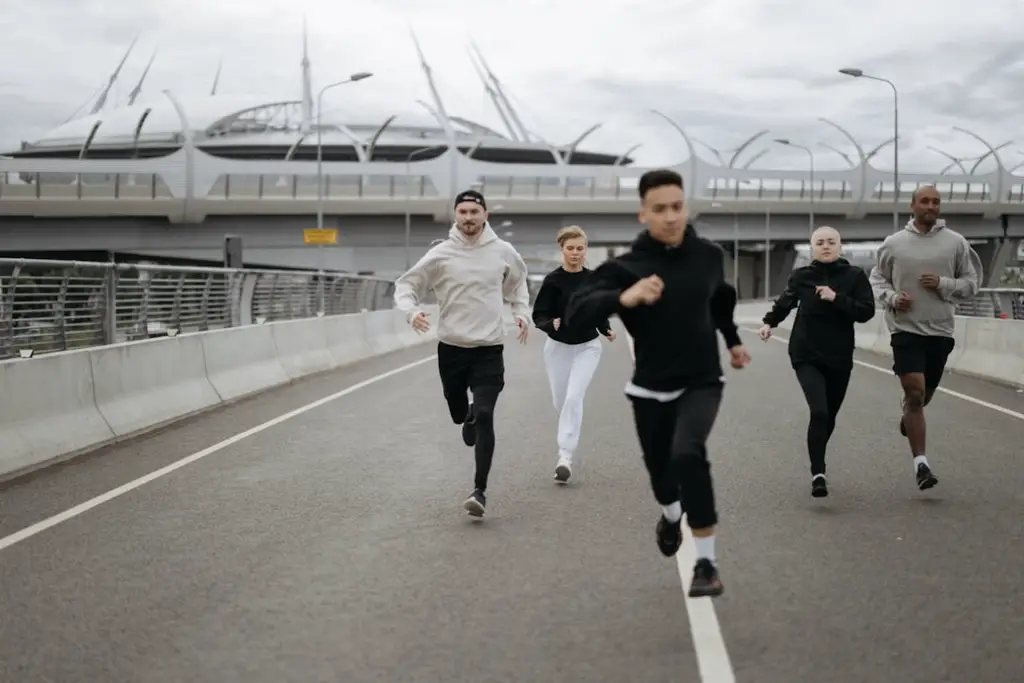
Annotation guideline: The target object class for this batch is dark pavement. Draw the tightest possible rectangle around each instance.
[1,324,1022,683]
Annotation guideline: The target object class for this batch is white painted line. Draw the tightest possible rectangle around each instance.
[677,537,737,683]
[624,331,737,683]
[0,354,438,554]
[739,326,1024,422]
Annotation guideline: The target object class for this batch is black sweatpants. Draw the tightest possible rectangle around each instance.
[793,362,852,476]
[629,383,723,530]
[437,341,505,492]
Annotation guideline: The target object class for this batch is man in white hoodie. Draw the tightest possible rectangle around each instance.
[394,189,531,518]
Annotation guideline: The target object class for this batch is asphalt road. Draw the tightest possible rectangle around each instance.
[1,324,1022,683]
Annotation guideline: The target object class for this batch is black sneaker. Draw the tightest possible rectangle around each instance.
[916,462,938,490]
[656,515,683,557]
[463,488,486,517]
[688,558,724,598]
[461,404,476,447]
[811,474,829,498]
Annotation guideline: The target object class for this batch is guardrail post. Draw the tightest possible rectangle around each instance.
[103,269,117,345]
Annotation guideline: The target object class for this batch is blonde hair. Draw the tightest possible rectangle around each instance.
[556,225,587,247]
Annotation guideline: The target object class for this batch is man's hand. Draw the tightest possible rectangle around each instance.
[919,274,940,291]
[729,344,751,369]
[757,324,772,342]
[815,285,836,302]
[619,275,664,308]
[411,311,430,333]
[552,318,561,330]
[893,291,913,311]
[515,317,529,344]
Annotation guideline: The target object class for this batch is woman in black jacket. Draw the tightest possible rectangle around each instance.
[532,225,616,485]
[759,226,875,498]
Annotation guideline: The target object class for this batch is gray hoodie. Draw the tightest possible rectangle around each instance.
[868,218,983,338]
[394,222,530,348]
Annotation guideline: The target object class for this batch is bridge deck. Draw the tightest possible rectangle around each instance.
[1,325,1022,682]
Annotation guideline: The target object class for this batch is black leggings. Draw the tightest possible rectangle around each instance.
[793,363,852,476]
[629,383,723,530]
[437,342,504,492]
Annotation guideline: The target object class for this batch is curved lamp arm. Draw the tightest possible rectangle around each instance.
[818,117,868,205]
[650,109,700,199]
[953,126,1007,201]
[968,140,1012,174]
[927,145,968,174]
[728,130,769,168]
[817,142,854,168]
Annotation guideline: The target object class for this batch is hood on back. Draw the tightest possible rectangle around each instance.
[904,217,947,235]
[448,221,499,248]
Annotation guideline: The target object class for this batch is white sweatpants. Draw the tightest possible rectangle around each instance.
[543,336,603,462]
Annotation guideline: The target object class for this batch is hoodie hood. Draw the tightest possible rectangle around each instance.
[904,217,947,235]
[448,221,499,248]
[630,223,699,255]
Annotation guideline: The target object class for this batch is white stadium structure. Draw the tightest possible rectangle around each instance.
[6,32,632,169]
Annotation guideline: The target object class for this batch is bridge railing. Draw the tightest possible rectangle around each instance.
[1,171,1021,206]
[0,258,395,360]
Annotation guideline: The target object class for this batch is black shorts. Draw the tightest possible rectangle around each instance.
[437,341,505,423]
[890,331,954,389]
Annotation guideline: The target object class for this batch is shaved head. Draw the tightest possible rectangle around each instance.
[810,225,841,263]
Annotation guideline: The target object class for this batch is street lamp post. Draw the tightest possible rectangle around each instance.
[403,144,448,269]
[315,71,373,233]
[838,67,899,232]
[774,139,815,235]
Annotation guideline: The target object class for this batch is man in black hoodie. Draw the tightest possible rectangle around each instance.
[759,226,876,497]
[565,168,750,598]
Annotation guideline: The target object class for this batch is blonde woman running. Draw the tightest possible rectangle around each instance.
[532,225,615,484]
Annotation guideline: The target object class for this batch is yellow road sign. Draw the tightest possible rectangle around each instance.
[304,228,338,245]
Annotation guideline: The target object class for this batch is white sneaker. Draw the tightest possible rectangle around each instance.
[554,457,572,484]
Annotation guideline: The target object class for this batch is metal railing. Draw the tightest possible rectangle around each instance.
[2,171,1023,205]
[953,288,1024,320]
[866,288,1024,320]
[0,258,395,360]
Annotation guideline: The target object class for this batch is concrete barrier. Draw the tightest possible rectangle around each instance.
[0,306,441,481]
[0,350,116,475]
[270,317,334,380]
[201,324,289,402]
[90,333,223,437]
[735,301,1024,388]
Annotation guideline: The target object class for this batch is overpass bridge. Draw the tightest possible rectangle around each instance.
[2,148,1024,296]
[0,259,1021,683]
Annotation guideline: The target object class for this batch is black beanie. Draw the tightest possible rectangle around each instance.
[453,189,486,210]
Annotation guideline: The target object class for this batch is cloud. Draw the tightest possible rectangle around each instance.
[1,0,1022,175]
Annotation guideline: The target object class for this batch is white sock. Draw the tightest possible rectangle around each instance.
[913,455,929,471]
[812,474,826,482]
[694,535,716,563]
[661,501,682,523]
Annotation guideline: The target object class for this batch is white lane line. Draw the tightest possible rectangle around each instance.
[0,354,438,554]
[624,332,737,683]
[738,326,1024,422]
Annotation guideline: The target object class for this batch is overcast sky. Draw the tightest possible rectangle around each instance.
[1,0,1022,173]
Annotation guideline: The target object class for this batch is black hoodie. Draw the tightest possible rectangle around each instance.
[565,224,742,393]
[532,266,612,345]
[762,257,876,369]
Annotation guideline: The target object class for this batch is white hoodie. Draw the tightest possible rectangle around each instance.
[394,221,530,348]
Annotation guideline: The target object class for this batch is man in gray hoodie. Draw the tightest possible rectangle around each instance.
[394,189,531,518]
[869,185,982,490]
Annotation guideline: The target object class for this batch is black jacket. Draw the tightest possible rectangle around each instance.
[532,266,612,344]
[565,225,742,393]
[762,258,876,369]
